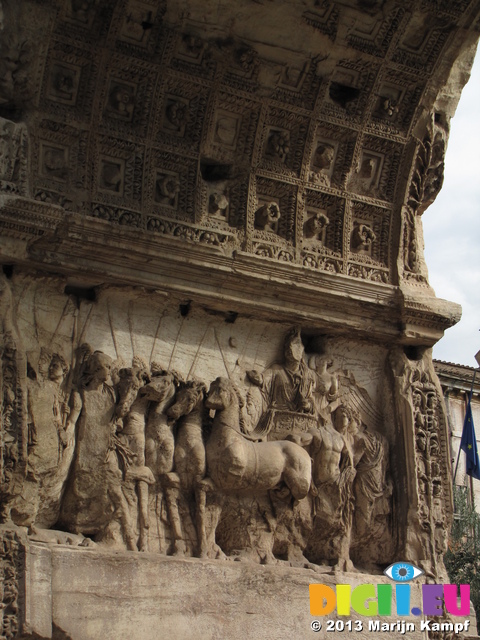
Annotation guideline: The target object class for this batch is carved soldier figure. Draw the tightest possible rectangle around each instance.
[26,350,73,527]
[60,350,137,550]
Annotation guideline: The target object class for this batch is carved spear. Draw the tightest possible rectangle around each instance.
[61,300,79,433]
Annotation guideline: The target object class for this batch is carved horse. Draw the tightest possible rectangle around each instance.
[199,376,312,557]
[165,379,207,555]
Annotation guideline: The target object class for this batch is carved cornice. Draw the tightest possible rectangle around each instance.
[0,198,460,345]
[434,360,480,395]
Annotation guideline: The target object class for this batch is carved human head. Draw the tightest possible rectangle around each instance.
[284,327,304,364]
[333,405,356,433]
[85,351,113,384]
[308,354,333,373]
[38,347,52,378]
[48,353,68,382]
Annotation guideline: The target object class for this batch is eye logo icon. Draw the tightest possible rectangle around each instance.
[384,562,424,582]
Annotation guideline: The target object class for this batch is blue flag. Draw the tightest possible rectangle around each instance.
[460,392,480,480]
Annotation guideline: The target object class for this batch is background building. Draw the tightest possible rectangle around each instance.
[435,360,480,511]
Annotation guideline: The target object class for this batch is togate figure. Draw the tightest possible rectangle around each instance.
[245,327,317,440]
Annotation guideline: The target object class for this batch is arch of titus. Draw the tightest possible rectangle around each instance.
[1,1,479,638]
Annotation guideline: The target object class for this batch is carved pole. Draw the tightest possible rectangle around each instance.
[62,300,79,430]
[452,368,477,484]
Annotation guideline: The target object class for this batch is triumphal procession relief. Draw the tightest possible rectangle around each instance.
[3,280,397,572]
[1,0,479,637]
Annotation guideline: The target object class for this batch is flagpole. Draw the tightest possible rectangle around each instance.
[453,368,477,485]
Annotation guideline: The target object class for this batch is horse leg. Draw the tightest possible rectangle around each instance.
[137,480,150,552]
[164,473,187,556]
[195,478,212,558]
[195,478,226,559]
[282,449,312,501]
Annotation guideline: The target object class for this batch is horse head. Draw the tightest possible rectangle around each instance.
[115,366,150,419]
[139,369,178,404]
[205,377,243,412]
[167,379,207,420]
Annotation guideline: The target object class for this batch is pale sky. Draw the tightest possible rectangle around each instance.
[423,51,480,368]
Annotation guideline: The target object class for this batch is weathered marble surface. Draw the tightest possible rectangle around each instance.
[23,539,430,640]
[1,0,480,638]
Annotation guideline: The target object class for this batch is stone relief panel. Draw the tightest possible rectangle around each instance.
[324,60,378,124]
[302,2,340,40]
[0,272,28,526]
[271,57,324,111]
[153,76,210,155]
[346,6,406,58]
[41,40,99,124]
[0,0,48,123]
[392,13,452,73]
[349,136,402,203]
[389,348,452,583]
[100,57,158,140]
[347,201,392,283]
[201,178,249,231]
[252,177,297,244]
[300,190,345,273]
[168,31,217,81]
[259,108,309,179]
[0,118,28,195]
[0,530,24,640]
[145,150,198,223]
[370,70,425,138]
[90,136,144,211]
[116,0,166,57]
[56,0,116,45]
[308,123,357,190]
[223,45,261,94]
[204,93,261,167]
[31,119,89,208]
[0,271,440,574]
